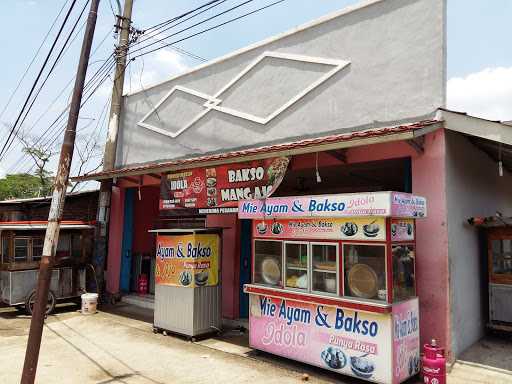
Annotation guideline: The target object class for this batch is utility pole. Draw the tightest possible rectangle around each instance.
[20,1,101,383]
[94,0,134,301]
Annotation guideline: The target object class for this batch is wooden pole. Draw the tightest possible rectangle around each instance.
[94,0,134,300]
[20,1,101,382]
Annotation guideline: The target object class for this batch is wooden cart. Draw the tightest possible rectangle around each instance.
[0,221,94,315]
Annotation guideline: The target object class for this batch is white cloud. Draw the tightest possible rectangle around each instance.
[126,48,189,94]
[0,166,5,179]
[447,67,512,122]
[154,49,188,73]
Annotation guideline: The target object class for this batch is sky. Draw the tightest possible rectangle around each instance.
[0,0,511,183]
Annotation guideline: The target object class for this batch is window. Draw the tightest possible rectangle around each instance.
[56,234,71,259]
[392,245,416,302]
[284,242,309,290]
[32,237,44,261]
[1,237,8,264]
[14,238,29,262]
[71,234,82,258]
[492,239,512,275]
[312,243,338,295]
[254,240,282,287]
[344,244,386,301]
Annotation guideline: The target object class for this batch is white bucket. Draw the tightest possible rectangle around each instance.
[81,293,98,315]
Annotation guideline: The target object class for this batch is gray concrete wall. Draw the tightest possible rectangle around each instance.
[445,131,512,358]
[117,0,446,168]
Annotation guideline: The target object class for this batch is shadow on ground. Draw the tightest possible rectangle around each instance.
[458,332,512,371]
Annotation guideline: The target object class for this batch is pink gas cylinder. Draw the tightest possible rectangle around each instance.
[422,339,446,384]
[137,274,148,295]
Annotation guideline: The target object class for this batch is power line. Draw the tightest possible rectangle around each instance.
[0,0,71,122]
[0,0,79,160]
[131,0,255,54]
[143,0,224,34]
[8,55,117,173]
[133,0,229,47]
[6,51,116,168]
[10,0,92,149]
[131,0,286,61]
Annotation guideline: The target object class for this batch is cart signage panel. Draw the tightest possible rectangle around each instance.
[253,217,386,241]
[390,193,426,218]
[390,219,414,242]
[249,294,393,383]
[239,192,427,219]
[159,157,289,213]
[392,298,420,382]
[155,234,219,287]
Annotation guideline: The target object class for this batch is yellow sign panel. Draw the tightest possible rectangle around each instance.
[155,234,219,287]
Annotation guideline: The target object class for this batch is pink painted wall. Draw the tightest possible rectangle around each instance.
[206,214,240,319]
[106,186,124,294]
[411,130,450,358]
[132,186,160,255]
[289,130,451,356]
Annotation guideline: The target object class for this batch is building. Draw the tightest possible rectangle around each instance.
[76,0,512,362]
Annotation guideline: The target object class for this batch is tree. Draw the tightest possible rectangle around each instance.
[0,173,52,200]
[17,133,54,197]
[69,133,103,193]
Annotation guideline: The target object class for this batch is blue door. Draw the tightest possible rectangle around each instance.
[120,189,135,292]
[239,219,252,318]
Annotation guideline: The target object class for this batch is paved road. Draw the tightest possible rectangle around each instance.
[1,304,510,384]
[0,304,356,384]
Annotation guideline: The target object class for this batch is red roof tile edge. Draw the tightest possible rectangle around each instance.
[77,120,441,180]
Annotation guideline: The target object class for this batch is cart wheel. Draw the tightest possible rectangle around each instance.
[25,290,56,316]
[152,327,159,334]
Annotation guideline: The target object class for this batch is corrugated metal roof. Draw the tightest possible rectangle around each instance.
[74,120,442,181]
[0,189,98,204]
[0,220,95,230]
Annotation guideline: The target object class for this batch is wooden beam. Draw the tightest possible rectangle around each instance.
[326,149,347,163]
[147,173,162,181]
[406,137,425,154]
[122,176,139,184]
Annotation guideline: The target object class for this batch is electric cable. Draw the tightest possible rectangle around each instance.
[131,0,286,60]
[0,0,71,122]
[143,0,224,33]
[0,0,79,160]
[129,0,256,55]
[132,0,229,48]
[11,0,91,147]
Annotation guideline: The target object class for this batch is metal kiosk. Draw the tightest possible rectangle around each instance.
[151,229,222,339]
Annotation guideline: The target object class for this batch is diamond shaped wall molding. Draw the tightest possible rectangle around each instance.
[137,51,351,138]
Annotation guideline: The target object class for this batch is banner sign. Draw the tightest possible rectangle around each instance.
[159,157,289,213]
[392,299,420,383]
[155,234,219,287]
[253,217,386,241]
[390,193,426,218]
[390,219,415,242]
[248,294,393,383]
[239,192,427,219]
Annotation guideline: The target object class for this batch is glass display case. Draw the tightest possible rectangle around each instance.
[251,226,416,304]
[241,192,426,384]
[285,242,309,290]
[312,243,338,295]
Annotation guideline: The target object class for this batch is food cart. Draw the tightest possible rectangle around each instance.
[0,221,92,315]
[151,229,222,339]
[239,192,426,384]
